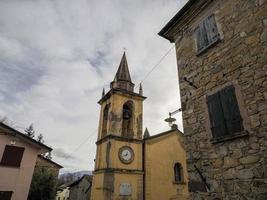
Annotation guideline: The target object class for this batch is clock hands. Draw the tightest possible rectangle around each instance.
[123,151,129,157]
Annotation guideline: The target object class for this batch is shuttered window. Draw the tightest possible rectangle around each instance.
[0,145,25,167]
[0,191,13,200]
[207,85,244,139]
[195,14,220,53]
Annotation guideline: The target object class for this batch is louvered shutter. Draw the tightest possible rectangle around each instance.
[204,15,219,44]
[195,22,208,52]
[1,145,25,167]
[207,92,227,138]
[220,85,243,135]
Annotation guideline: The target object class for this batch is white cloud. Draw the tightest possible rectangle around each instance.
[0,0,187,172]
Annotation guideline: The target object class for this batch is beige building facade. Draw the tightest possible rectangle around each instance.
[90,53,188,200]
[159,0,267,199]
[0,122,51,200]
[144,128,189,200]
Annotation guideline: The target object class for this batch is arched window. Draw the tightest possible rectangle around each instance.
[102,104,109,137]
[122,101,134,138]
[174,162,183,182]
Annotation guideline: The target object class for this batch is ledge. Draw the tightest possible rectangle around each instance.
[210,130,249,144]
[196,38,221,56]
[173,181,187,185]
[93,168,143,175]
[96,134,143,145]
[0,164,20,168]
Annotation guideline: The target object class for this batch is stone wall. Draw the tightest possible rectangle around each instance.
[35,156,61,177]
[172,0,266,199]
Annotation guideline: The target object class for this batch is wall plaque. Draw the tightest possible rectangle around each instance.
[119,183,132,196]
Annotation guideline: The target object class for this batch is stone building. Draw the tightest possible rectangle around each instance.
[68,175,92,200]
[90,53,189,200]
[159,0,267,199]
[34,155,63,177]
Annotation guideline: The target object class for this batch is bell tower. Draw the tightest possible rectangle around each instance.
[91,52,146,200]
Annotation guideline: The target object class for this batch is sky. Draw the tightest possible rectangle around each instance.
[0,0,187,173]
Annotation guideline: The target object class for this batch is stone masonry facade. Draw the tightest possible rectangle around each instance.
[160,0,267,199]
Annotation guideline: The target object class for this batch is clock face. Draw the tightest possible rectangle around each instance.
[119,146,134,164]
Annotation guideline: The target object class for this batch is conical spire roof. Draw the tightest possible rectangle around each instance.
[114,52,132,82]
[110,52,134,92]
[143,128,150,138]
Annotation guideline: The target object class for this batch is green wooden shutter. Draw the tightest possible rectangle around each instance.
[204,15,219,44]
[207,92,227,138]
[195,22,208,52]
[220,85,244,135]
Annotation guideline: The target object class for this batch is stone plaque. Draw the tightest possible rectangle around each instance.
[119,183,132,196]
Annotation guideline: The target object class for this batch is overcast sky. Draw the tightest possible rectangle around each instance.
[0,0,187,172]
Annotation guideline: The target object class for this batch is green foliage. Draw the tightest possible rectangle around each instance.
[37,133,44,143]
[25,124,35,138]
[28,167,57,200]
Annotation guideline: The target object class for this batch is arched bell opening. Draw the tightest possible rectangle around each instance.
[102,104,110,138]
[122,101,134,138]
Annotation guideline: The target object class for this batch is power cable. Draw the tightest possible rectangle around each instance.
[135,44,175,89]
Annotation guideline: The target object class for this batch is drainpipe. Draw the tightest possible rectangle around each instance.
[142,139,146,200]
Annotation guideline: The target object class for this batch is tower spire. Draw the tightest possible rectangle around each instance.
[143,128,150,138]
[114,52,132,82]
[110,52,135,92]
[139,83,143,95]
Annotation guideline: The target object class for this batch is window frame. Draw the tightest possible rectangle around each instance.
[0,145,25,168]
[204,82,250,144]
[0,191,13,200]
[173,162,184,184]
[195,14,221,55]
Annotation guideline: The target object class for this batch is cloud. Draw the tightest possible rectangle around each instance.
[53,148,76,160]
[0,0,187,172]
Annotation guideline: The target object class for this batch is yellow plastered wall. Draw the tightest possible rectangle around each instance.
[97,92,143,140]
[145,130,189,200]
[95,140,142,170]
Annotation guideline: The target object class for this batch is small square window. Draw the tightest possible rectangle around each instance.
[195,14,220,54]
[0,145,25,167]
[207,85,244,140]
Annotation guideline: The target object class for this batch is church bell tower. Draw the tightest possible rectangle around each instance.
[91,52,146,200]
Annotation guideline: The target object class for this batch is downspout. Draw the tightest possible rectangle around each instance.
[142,139,146,200]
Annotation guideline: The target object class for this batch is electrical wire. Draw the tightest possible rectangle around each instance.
[71,128,97,153]
[135,45,176,89]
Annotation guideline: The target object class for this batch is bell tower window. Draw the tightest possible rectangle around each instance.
[122,101,134,138]
[102,104,110,138]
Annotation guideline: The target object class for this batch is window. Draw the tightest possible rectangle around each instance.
[102,104,110,138]
[174,163,182,182]
[0,191,13,200]
[195,14,220,53]
[122,101,134,138]
[0,145,25,167]
[207,85,244,140]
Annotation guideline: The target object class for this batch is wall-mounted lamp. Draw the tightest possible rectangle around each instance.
[10,139,16,145]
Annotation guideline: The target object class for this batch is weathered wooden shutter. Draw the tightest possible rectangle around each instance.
[0,191,13,200]
[204,15,219,44]
[195,22,208,52]
[1,145,25,167]
[220,85,243,135]
[207,92,227,138]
